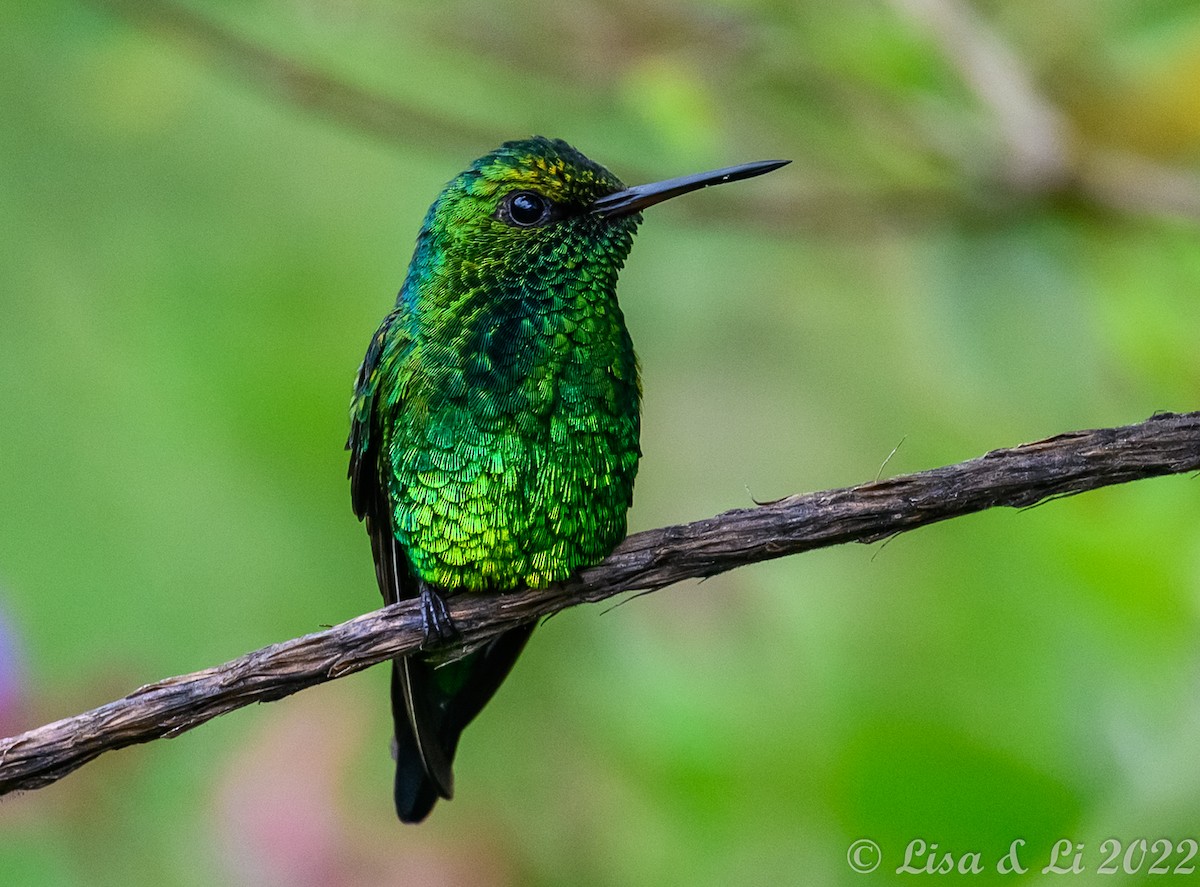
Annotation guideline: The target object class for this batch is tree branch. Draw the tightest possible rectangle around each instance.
[1,412,1197,796]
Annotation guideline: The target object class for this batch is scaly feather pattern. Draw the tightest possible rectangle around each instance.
[348,136,786,822]
[350,137,641,822]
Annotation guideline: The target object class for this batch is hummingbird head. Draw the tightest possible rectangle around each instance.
[399,136,788,312]
[402,137,639,310]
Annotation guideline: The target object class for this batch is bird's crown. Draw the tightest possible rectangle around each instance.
[456,136,626,210]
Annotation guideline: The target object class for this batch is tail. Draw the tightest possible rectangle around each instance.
[391,622,536,823]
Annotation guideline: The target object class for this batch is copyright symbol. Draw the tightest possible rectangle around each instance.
[847,838,881,873]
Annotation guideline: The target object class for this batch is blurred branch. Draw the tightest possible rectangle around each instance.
[81,0,948,233]
[887,0,1200,222]
[1078,150,1200,221]
[94,0,1200,231]
[88,0,498,156]
[2,411,1199,796]
[86,0,841,231]
[887,0,1072,193]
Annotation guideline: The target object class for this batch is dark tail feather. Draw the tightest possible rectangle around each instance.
[391,661,446,823]
[391,623,536,823]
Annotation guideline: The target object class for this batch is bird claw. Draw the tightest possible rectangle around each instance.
[419,583,458,649]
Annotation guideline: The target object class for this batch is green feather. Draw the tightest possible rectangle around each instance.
[357,137,642,591]
[347,135,786,822]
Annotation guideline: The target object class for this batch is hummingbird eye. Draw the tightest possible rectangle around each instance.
[498,191,553,228]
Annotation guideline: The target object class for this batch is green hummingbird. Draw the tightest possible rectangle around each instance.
[348,136,786,822]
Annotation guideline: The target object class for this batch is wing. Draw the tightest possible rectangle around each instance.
[347,308,534,822]
[348,311,458,817]
[347,309,410,608]
[347,311,397,523]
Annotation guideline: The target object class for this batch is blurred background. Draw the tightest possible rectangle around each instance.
[2,0,1200,884]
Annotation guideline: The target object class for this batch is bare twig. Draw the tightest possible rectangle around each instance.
[1,411,1198,796]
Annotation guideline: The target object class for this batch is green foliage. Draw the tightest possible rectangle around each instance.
[1,0,1198,884]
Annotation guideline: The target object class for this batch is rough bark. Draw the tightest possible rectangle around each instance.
[1,411,1197,796]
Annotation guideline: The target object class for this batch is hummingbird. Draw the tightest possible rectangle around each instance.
[348,136,787,822]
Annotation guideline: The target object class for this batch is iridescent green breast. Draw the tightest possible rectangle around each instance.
[382,279,640,591]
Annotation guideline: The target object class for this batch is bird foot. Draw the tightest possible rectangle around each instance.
[418,583,458,649]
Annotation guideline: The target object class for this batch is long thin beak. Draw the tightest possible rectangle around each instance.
[589,159,790,217]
